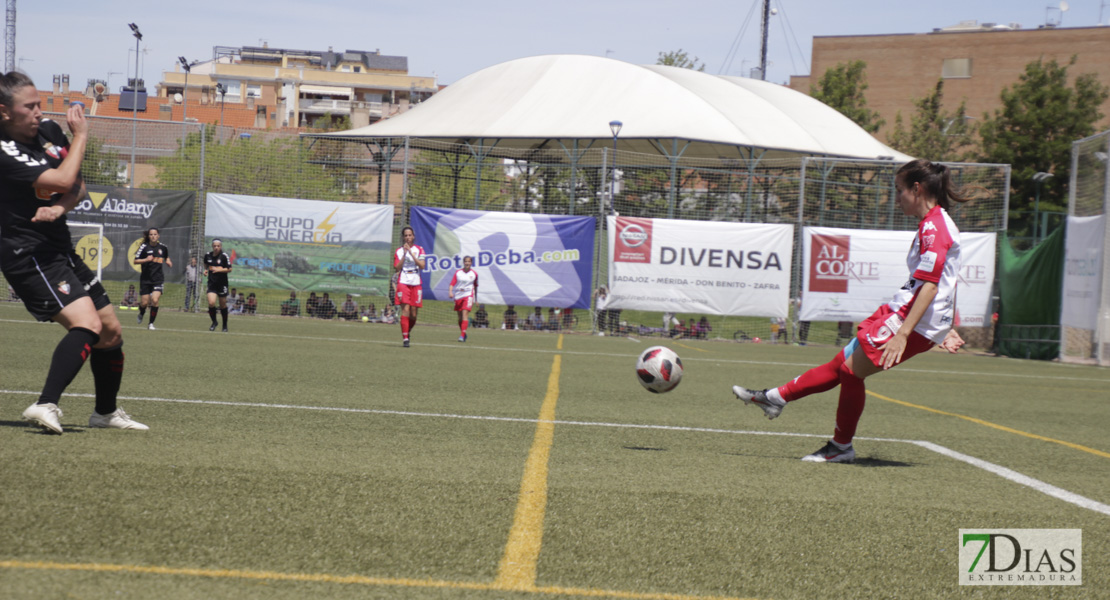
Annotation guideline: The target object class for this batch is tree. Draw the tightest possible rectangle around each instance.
[81,136,127,186]
[978,56,1109,240]
[887,80,977,162]
[657,49,705,72]
[810,60,884,134]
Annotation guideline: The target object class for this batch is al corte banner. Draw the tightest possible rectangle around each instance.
[409,206,596,309]
[800,226,996,326]
[205,193,394,294]
[606,216,793,317]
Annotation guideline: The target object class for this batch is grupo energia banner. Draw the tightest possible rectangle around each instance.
[1061,215,1105,330]
[606,216,794,317]
[68,186,195,283]
[205,193,394,294]
[799,226,996,326]
[409,207,596,309]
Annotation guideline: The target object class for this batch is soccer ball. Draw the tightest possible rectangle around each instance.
[635,346,683,393]
[361,316,369,322]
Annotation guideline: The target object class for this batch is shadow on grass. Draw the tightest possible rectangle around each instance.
[0,420,86,435]
[623,446,668,452]
[720,451,916,467]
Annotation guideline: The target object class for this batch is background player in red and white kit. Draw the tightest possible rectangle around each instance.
[448,255,478,342]
[393,226,425,347]
[0,72,146,433]
[732,159,970,463]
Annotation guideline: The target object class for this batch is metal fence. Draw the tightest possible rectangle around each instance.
[1,117,1012,347]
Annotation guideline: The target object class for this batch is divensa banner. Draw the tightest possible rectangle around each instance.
[205,193,394,294]
[1061,215,1105,330]
[606,216,793,317]
[409,207,596,309]
[68,186,195,283]
[800,226,996,325]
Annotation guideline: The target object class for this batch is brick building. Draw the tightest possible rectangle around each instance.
[788,23,1110,141]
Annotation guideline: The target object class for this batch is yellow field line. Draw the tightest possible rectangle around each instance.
[867,390,1110,459]
[494,351,562,591]
[673,342,709,353]
[0,561,757,600]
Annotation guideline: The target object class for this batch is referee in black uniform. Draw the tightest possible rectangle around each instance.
[134,227,171,330]
[204,238,232,332]
[0,72,146,433]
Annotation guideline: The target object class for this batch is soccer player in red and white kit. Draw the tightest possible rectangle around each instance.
[732,159,969,463]
[449,255,478,342]
[393,226,425,347]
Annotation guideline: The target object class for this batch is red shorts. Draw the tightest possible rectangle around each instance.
[395,282,423,307]
[453,296,473,312]
[856,305,935,368]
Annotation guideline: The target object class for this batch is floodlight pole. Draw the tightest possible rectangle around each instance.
[758,0,770,80]
[216,83,226,132]
[128,23,142,195]
[609,120,622,215]
[179,56,191,144]
[1032,172,1054,246]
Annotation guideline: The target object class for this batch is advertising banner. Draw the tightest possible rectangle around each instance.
[409,207,596,309]
[799,227,996,326]
[205,193,394,294]
[1061,215,1105,330]
[67,186,195,283]
[606,216,794,317]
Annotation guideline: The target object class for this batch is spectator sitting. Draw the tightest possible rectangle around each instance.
[696,316,712,339]
[246,293,257,314]
[525,307,545,331]
[281,291,300,316]
[228,287,242,307]
[672,319,688,339]
[305,292,319,318]
[230,297,245,315]
[367,303,378,322]
[684,318,697,338]
[380,305,396,324]
[561,307,574,330]
[121,284,138,308]
[502,305,518,330]
[338,293,359,320]
[547,308,560,331]
[473,304,489,328]
[318,292,337,319]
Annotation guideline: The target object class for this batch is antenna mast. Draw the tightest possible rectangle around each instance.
[4,0,15,73]
[758,0,770,80]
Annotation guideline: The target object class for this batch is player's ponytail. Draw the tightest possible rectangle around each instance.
[897,159,975,211]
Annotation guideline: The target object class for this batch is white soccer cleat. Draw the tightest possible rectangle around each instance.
[88,408,149,431]
[801,441,855,463]
[23,402,64,434]
[148,323,156,330]
[732,385,785,420]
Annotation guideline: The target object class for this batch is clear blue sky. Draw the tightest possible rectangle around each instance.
[17,0,1108,94]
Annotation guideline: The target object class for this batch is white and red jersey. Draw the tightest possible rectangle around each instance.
[887,205,961,344]
[393,245,425,286]
[450,268,478,300]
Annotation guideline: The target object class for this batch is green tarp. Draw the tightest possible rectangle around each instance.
[996,228,1064,360]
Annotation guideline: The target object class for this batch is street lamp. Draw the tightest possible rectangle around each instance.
[128,23,142,192]
[608,120,622,214]
[1033,171,1054,245]
[216,83,226,131]
[178,56,190,133]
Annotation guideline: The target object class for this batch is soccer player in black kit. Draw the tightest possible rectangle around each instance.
[204,238,232,332]
[134,227,172,330]
[0,72,146,433]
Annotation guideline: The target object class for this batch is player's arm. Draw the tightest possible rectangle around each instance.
[133,244,149,265]
[32,178,88,223]
[393,249,403,272]
[879,281,938,369]
[31,104,89,194]
[166,249,173,268]
[412,247,426,270]
[449,272,458,298]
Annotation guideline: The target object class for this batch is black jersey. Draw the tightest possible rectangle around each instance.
[204,251,231,288]
[135,242,170,284]
[0,119,72,259]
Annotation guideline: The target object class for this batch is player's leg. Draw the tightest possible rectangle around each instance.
[219,294,229,331]
[86,303,146,430]
[138,291,150,324]
[799,342,877,463]
[148,289,162,328]
[207,291,219,330]
[23,297,103,433]
[458,307,469,342]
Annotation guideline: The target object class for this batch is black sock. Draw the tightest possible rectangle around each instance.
[90,344,124,415]
[38,327,100,406]
[221,308,229,328]
[209,307,217,324]
[149,306,159,324]
[138,306,146,319]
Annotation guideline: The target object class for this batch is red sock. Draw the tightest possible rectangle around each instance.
[832,361,866,445]
[401,316,410,339]
[777,351,846,402]
[460,320,468,335]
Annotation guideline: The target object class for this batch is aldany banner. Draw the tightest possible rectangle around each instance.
[67,186,195,283]
[606,216,793,317]
[800,226,996,325]
[205,193,394,294]
[409,207,596,309]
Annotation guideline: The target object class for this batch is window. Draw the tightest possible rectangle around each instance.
[942,58,971,78]
[340,65,351,72]
[354,66,361,73]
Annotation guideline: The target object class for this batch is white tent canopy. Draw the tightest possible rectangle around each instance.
[313,54,911,162]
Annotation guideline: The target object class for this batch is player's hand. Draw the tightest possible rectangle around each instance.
[31,205,66,223]
[66,103,88,138]
[940,329,965,353]
[878,333,908,370]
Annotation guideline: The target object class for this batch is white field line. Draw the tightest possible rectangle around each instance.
[4,389,1108,516]
[2,317,1107,384]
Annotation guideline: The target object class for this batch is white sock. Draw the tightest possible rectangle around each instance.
[766,387,785,404]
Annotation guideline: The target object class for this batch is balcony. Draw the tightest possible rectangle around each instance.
[299,98,383,116]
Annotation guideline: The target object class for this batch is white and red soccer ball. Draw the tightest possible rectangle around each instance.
[635,346,683,393]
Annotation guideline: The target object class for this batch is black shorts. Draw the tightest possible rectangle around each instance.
[139,281,164,296]
[207,283,229,297]
[3,251,112,321]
